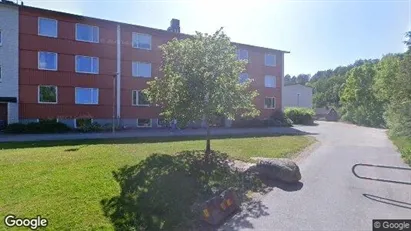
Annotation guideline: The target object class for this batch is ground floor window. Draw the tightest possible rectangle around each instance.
[264,97,276,109]
[75,118,93,128]
[137,118,152,127]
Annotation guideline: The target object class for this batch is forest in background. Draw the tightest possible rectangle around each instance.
[286,32,410,135]
[286,32,411,164]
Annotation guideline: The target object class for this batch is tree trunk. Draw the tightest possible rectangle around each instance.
[205,122,211,155]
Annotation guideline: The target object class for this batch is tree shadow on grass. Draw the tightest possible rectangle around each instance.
[101,150,269,231]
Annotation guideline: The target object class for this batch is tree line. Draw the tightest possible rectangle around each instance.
[295,32,411,137]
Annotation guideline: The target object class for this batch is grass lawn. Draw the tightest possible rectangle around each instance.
[391,136,411,166]
[0,135,315,230]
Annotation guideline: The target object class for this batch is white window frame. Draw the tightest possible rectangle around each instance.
[38,85,58,104]
[137,118,152,128]
[264,75,277,88]
[264,97,276,109]
[75,87,99,105]
[75,23,99,43]
[132,90,150,106]
[265,53,276,67]
[132,32,152,50]
[38,51,58,71]
[75,55,99,74]
[237,49,249,62]
[38,17,58,38]
[132,61,152,78]
[0,29,2,46]
[74,118,94,129]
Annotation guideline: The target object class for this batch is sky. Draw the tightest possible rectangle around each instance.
[20,0,411,76]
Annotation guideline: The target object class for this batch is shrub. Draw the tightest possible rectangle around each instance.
[231,111,293,128]
[3,123,27,134]
[4,121,71,134]
[391,136,411,166]
[284,107,315,125]
[76,122,103,133]
[101,151,262,230]
[269,110,293,127]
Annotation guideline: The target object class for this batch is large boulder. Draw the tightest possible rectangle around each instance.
[252,158,301,183]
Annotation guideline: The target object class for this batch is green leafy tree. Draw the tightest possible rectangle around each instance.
[340,64,385,127]
[405,31,411,50]
[144,29,259,155]
[373,54,401,104]
[385,52,411,136]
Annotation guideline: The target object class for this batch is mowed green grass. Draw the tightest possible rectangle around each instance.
[0,135,315,230]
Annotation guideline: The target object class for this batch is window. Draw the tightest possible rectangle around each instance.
[38,52,57,71]
[0,66,2,82]
[265,53,276,66]
[76,24,99,43]
[0,30,2,46]
[75,55,99,74]
[239,73,249,84]
[132,90,149,106]
[75,118,92,128]
[132,33,151,50]
[264,97,276,109]
[38,17,57,38]
[75,87,99,104]
[38,85,57,104]
[132,62,151,78]
[137,118,152,127]
[237,49,248,61]
[264,75,276,88]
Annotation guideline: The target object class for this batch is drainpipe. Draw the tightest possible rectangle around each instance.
[116,24,121,126]
[281,53,285,111]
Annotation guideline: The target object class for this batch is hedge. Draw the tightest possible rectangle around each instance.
[4,121,72,134]
[284,107,315,125]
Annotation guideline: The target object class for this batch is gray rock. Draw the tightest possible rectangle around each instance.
[253,158,301,183]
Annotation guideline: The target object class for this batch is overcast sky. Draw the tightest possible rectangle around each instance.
[21,0,411,76]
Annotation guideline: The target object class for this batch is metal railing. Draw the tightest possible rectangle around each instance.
[352,163,411,185]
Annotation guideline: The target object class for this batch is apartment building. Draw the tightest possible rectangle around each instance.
[0,0,289,129]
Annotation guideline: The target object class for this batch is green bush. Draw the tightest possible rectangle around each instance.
[76,122,103,133]
[269,110,293,127]
[3,123,27,134]
[284,107,315,125]
[101,151,262,230]
[4,121,71,134]
[391,136,411,166]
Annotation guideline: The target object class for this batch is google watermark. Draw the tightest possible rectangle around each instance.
[373,220,411,231]
[4,214,48,230]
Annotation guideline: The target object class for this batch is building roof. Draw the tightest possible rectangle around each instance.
[1,1,290,54]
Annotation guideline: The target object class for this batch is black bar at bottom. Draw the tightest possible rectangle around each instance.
[373,220,411,231]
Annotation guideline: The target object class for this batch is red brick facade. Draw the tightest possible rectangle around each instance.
[18,6,286,126]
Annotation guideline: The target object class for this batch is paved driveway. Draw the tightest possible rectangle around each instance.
[223,122,411,231]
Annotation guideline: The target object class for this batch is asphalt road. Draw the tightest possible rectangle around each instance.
[223,122,411,231]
